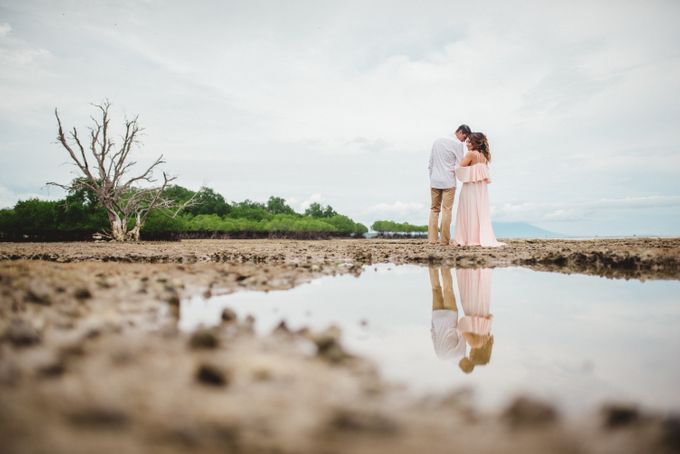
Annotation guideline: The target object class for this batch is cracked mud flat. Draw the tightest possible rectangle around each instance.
[1,239,679,454]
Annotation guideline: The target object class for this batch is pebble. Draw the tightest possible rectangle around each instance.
[26,284,52,306]
[196,363,229,387]
[601,404,640,430]
[36,354,66,378]
[166,294,180,306]
[221,308,237,323]
[74,287,92,300]
[273,320,291,335]
[501,396,559,429]
[3,319,42,347]
[189,329,219,349]
[312,326,350,363]
[328,408,399,434]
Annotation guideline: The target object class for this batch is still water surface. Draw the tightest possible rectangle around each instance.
[180,265,680,414]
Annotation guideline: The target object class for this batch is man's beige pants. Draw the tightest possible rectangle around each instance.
[429,266,457,311]
[428,187,455,245]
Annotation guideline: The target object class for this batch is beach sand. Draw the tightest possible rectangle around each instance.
[1,238,679,453]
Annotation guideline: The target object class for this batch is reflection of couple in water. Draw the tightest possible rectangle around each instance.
[429,266,494,373]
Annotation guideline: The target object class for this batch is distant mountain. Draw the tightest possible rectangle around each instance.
[492,222,563,238]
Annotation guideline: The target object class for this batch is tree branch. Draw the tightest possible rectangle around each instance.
[121,154,164,189]
[51,101,179,242]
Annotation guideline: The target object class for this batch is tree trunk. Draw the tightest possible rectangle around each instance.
[127,213,142,242]
[108,211,127,242]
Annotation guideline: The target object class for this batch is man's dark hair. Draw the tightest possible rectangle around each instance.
[456,124,471,135]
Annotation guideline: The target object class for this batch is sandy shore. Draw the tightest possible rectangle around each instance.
[1,238,679,453]
[2,237,680,279]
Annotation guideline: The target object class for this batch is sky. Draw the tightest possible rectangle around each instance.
[1,0,679,236]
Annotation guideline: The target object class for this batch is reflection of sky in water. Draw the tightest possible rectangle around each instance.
[180,265,680,415]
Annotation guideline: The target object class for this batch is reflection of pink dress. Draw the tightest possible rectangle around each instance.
[453,163,505,247]
[456,268,493,335]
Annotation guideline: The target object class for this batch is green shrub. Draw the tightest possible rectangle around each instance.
[13,199,59,232]
[271,216,336,232]
[142,210,188,232]
[229,200,271,221]
[371,220,427,233]
[0,209,17,233]
[266,196,295,215]
[304,202,338,218]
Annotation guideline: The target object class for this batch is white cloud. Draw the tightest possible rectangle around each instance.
[0,22,11,37]
[0,20,50,68]
[493,196,680,223]
[369,201,425,212]
[0,46,50,66]
[297,193,323,212]
[364,201,426,223]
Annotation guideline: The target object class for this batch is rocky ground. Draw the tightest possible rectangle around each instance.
[1,238,679,453]
[1,237,679,279]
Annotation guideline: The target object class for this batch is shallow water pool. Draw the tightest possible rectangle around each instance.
[180,265,680,414]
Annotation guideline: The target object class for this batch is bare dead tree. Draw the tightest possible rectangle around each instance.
[49,100,196,241]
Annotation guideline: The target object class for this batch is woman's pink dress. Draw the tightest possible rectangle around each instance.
[456,268,493,336]
[453,162,505,247]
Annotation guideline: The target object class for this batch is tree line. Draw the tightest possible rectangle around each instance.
[0,191,430,239]
[0,184,368,240]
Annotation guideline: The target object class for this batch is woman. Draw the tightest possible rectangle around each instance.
[453,132,505,247]
[456,268,494,374]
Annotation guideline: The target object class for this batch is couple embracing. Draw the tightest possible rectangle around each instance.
[428,124,504,247]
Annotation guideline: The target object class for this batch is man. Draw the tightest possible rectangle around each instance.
[428,124,470,245]
[430,265,465,360]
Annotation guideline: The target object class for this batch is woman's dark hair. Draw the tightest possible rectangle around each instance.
[468,132,491,163]
[458,335,494,374]
[456,124,471,136]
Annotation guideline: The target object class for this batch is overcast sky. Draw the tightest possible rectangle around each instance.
[1,0,679,236]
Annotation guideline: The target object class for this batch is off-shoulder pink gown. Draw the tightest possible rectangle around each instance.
[456,268,493,336]
[453,159,505,247]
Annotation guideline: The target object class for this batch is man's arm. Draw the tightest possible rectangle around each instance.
[459,151,474,167]
[453,141,465,166]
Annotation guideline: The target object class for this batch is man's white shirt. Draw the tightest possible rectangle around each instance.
[428,135,465,189]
